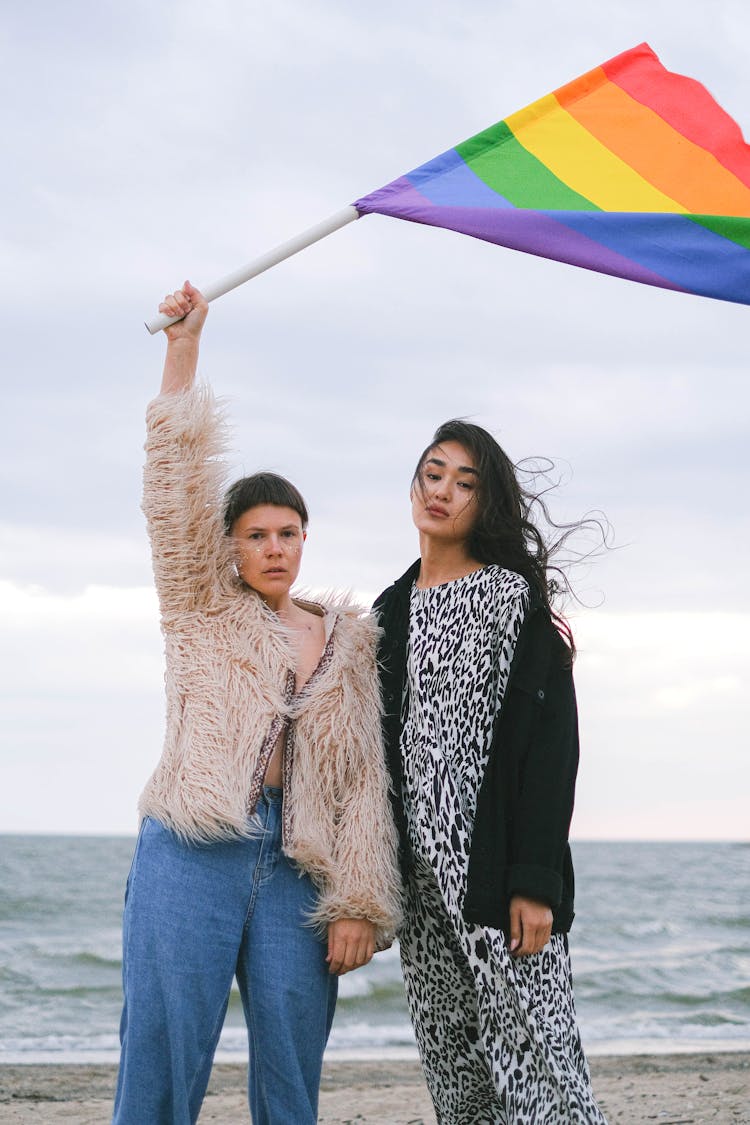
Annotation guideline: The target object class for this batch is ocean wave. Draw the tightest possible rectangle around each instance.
[21,984,123,1001]
[2,838,749,1061]
[0,1031,122,1056]
[336,981,407,1007]
[0,964,36,988]
[68,951,122,969]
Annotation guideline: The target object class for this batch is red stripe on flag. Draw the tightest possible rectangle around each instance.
[602,43,750,191]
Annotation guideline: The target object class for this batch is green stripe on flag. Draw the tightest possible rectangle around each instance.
[457,122,600,211]
[690,214,750,251]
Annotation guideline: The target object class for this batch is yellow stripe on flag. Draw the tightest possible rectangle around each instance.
[505,94,689,214]
[558,77,750,217]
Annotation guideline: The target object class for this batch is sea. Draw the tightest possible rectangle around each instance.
[1,838,748,1064]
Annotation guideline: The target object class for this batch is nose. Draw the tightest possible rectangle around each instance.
[266,535,283,555]
[433,479,452,502]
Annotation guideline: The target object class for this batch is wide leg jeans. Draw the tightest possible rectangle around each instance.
[112,787,337,1124]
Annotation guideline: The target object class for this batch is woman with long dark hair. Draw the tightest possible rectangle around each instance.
[375,420,608,1124]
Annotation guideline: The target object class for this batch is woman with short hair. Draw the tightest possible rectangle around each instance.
[113,282,401,1125]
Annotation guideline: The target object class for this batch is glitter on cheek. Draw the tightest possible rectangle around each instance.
[239,538,303,554]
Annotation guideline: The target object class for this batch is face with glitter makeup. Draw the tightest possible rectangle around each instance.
[231,504,306,601]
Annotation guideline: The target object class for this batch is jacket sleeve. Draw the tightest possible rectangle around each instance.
[506,618,579,909]
[142,385,234,626]
[307,614,404,949]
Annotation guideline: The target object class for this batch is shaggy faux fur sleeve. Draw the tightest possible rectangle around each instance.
[308,614,403,948]
[142,386,233,624]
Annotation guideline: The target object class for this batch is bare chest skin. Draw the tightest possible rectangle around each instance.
[264,609,327,787]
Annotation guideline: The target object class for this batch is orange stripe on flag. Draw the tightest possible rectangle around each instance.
[556,68,750,217]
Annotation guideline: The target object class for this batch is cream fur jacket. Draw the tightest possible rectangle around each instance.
[138,385,402,944]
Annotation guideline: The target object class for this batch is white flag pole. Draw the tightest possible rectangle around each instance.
[145,205,361,334]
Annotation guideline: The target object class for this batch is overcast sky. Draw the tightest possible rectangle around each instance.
[2,0,748,838]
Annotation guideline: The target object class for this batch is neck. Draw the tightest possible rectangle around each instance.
[261,591,295,616]
[416,533,482,588]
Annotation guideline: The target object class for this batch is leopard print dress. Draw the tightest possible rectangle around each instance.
[399,566,607,1125]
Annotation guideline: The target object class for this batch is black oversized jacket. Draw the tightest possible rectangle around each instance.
[374,560,578,935]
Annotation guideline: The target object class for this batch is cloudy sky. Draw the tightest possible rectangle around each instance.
[2,0,748,838]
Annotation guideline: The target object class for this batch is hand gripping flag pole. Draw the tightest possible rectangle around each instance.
[146,42,750,332]
[145,206,360,334]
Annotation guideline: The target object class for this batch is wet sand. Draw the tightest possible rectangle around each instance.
[0,1052,748,1123]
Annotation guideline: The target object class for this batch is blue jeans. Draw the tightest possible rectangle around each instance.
[113,788,337,1124]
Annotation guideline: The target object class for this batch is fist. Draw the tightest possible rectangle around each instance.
[159,280,209,342]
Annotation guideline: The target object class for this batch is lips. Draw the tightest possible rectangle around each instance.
[426,505,449,518]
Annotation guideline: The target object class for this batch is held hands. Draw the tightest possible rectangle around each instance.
[508,895,553,957]
[159,280,209,344]
[326,918,376,976]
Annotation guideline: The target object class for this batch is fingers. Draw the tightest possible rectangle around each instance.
[513,919,551,956]
[335,943,372,976]
[509,899,522,954]
[157,280,209,341]
[158,283,201,319]
[508,896,553,958]
[158,292,190,319]
[326,920,376,976]
[326,935,373,975]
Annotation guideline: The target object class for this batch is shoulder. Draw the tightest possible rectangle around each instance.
[331,606,381,682]
[373,559,421,616]
[296,591,381,649]
[513,601,573,683]
[485,564,529,597]
[372,585,393,613]
[481,566,530,620]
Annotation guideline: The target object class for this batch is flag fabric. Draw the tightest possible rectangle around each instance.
[353,43,750,305]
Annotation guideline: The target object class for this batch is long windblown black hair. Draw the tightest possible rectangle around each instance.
[413,419,606,655]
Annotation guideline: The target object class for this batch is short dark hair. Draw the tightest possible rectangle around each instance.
[223,472,309,534]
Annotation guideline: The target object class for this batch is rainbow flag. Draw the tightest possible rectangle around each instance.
[354,43,750,305]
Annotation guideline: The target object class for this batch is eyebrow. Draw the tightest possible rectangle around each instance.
[241,524,300,532]
[425,456,479,477]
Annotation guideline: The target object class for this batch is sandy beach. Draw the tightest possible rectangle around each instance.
[0,1052,748,1123]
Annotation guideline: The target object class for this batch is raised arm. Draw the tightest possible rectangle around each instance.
[143,283,233,625]
[159,281,209,394]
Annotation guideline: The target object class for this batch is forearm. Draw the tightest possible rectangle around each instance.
[510,719,578,906]
[308,739,402,943]
[160,338,200,395]
[324,764,403,942]
[156,281,208,394]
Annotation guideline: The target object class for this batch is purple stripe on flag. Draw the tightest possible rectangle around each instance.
[354,179,686,294]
